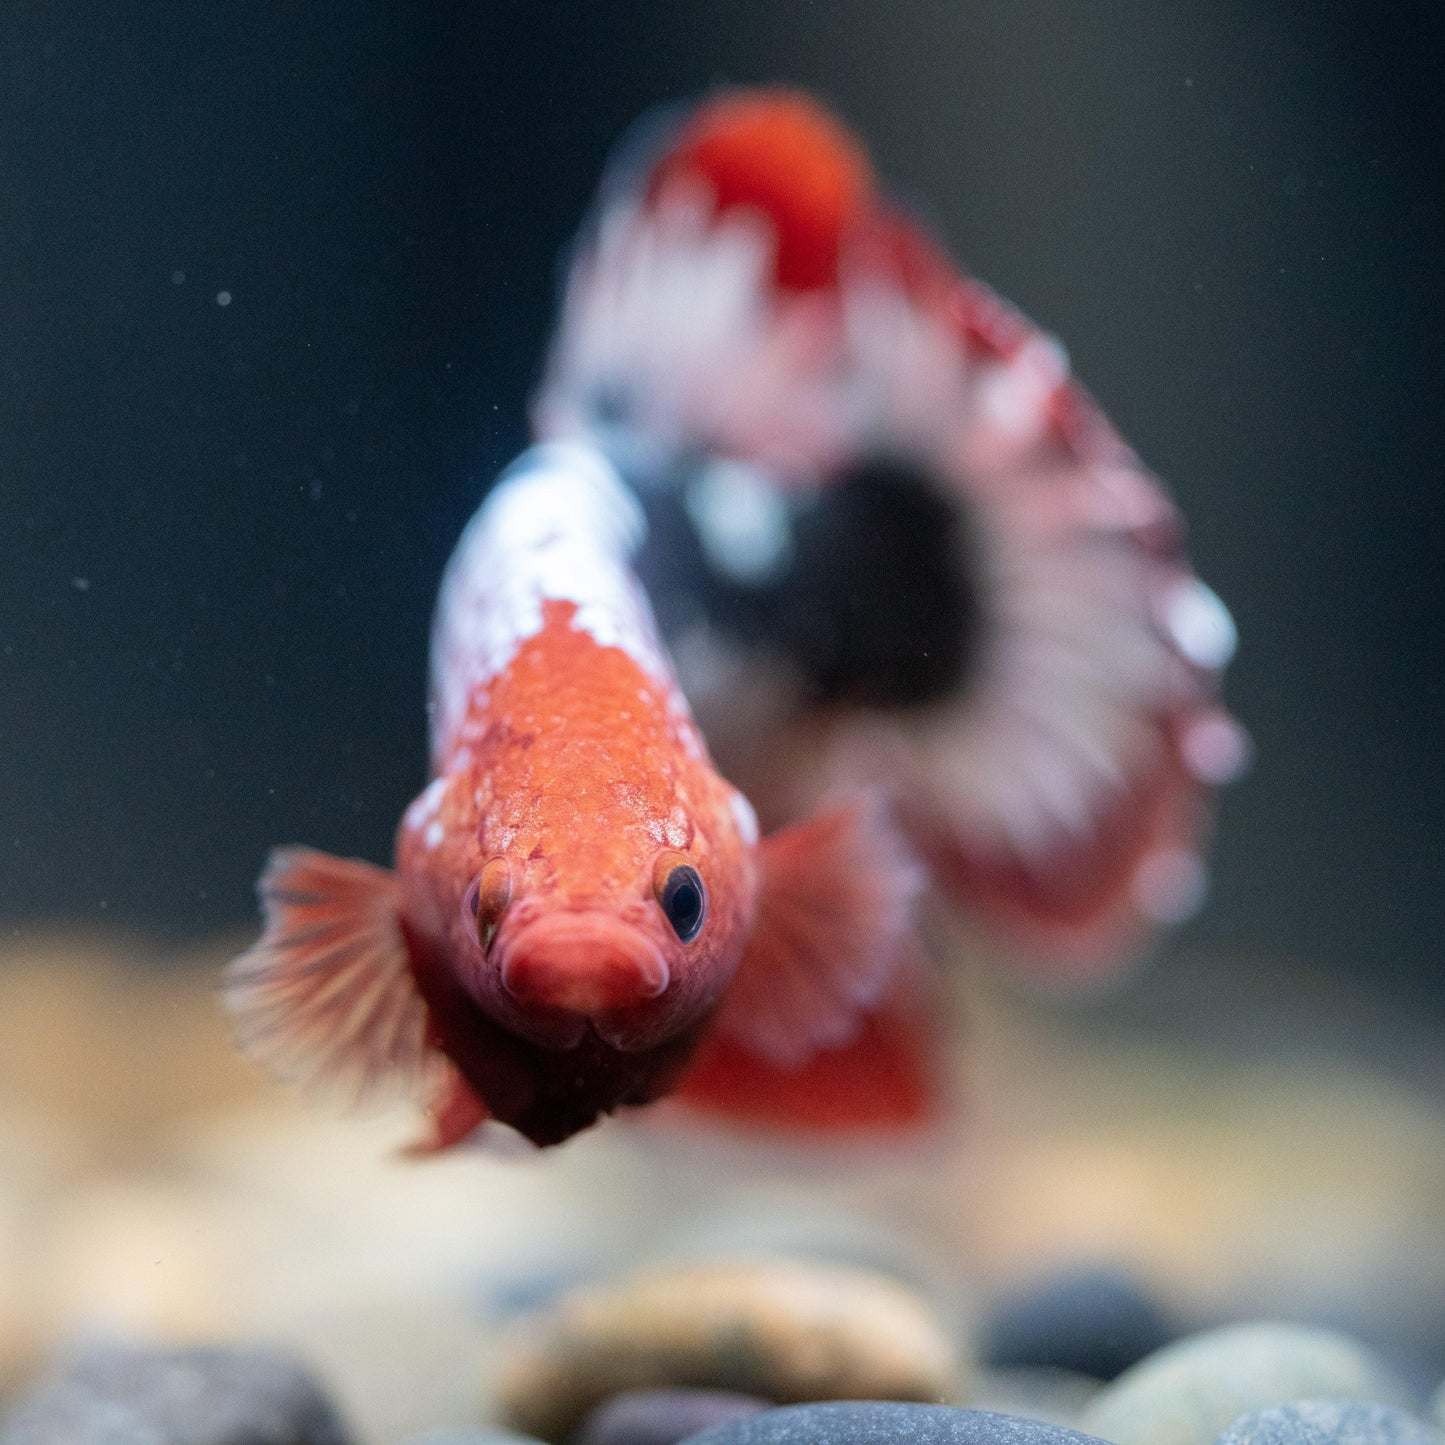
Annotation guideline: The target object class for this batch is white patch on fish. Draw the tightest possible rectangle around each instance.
[404,776,449,833]
[429,441,678,760]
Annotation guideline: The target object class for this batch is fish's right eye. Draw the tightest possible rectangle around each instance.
[465,858,513,950]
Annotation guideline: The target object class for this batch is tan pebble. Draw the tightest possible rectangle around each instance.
[491,1259,966,1442]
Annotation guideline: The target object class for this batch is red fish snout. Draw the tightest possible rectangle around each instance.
[500,913,669,1015]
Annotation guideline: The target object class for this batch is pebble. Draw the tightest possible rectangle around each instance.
[1214,1399,1445,1445]
[680,1401,1113,1445]
[491,1259,966,1442]
[981,1266,1176,1380]
[571,1388,769,1445]
[1080,1323,1417,1445]
[0,1342,355,1444]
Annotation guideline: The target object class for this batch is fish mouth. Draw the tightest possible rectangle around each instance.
[498,912,669,1023]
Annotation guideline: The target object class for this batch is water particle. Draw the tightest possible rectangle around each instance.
[216,290,232,307]
[71,576,90,592]
[171,269,185,285]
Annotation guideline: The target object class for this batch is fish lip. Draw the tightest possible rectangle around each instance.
[497,911,670,1015]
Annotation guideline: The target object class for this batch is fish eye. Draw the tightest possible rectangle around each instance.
[464,857,513,950]
[655,860,707,943]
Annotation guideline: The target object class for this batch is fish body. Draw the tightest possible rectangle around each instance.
[227,442,922,1149]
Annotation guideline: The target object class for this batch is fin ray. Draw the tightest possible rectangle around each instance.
[224,847,436,1103]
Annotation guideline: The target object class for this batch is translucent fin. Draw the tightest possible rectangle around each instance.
[715,795,924,1067]
[224,847,434,1101]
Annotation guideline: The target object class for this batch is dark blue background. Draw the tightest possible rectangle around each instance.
[2,4,1441,1006]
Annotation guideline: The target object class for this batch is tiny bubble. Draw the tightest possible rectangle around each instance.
[71,576,90,592]
[216,290,232,306]
[171,269,185,285]
[1184,76,1193,87]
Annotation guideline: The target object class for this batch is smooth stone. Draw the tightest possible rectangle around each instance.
[570,1388,769,1445]
[491,1259,966,1442]
[0,1342,354,1444]
[981,1266,1176,1380]
[1081,1323,1417,1445]
[681,1401,1114,1445]
[970,1368,1104,1430]
[1215,1399,1445,1445]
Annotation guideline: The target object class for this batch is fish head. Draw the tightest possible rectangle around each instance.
[454,764,762,1055]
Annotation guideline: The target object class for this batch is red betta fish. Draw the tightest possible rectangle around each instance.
[535,88,1248,1024]
[225,442,923,1149]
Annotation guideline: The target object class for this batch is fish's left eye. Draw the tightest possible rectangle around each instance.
[655,860,707,943]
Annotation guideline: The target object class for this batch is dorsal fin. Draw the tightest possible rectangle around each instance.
[224,847,436,1102]
[648,89,874,291]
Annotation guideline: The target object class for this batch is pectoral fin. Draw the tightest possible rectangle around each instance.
[713,793,925,1067]
[224,846,436,1103]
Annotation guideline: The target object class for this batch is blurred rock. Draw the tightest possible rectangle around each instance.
[1214,1399,1445,1445]
[571,1388,768,1445]
[0,1342,354,1444]
[680,1401,1112,1445]
[970,1369,1103,1430]
[1080,1323,1417,1445]
[492,1259,966,1441]
[980,1265,1177,1380]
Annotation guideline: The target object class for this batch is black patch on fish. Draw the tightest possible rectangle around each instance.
[633,455,978,710]
[779,456,979,707]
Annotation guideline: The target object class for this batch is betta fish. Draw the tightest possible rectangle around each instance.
[228,88,1244,1148]
[225,442,924,1149]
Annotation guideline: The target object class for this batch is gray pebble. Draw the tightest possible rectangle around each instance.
[683,1401,1114,1445]
[981,1267,1176,1381]
[570,1389,768,1445]
[1215,1399,1444,1445]
[0,1343,354,1445]
[1081,1324,1417,1445]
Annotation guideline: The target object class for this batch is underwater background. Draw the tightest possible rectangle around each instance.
[1,5,1443,1444]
